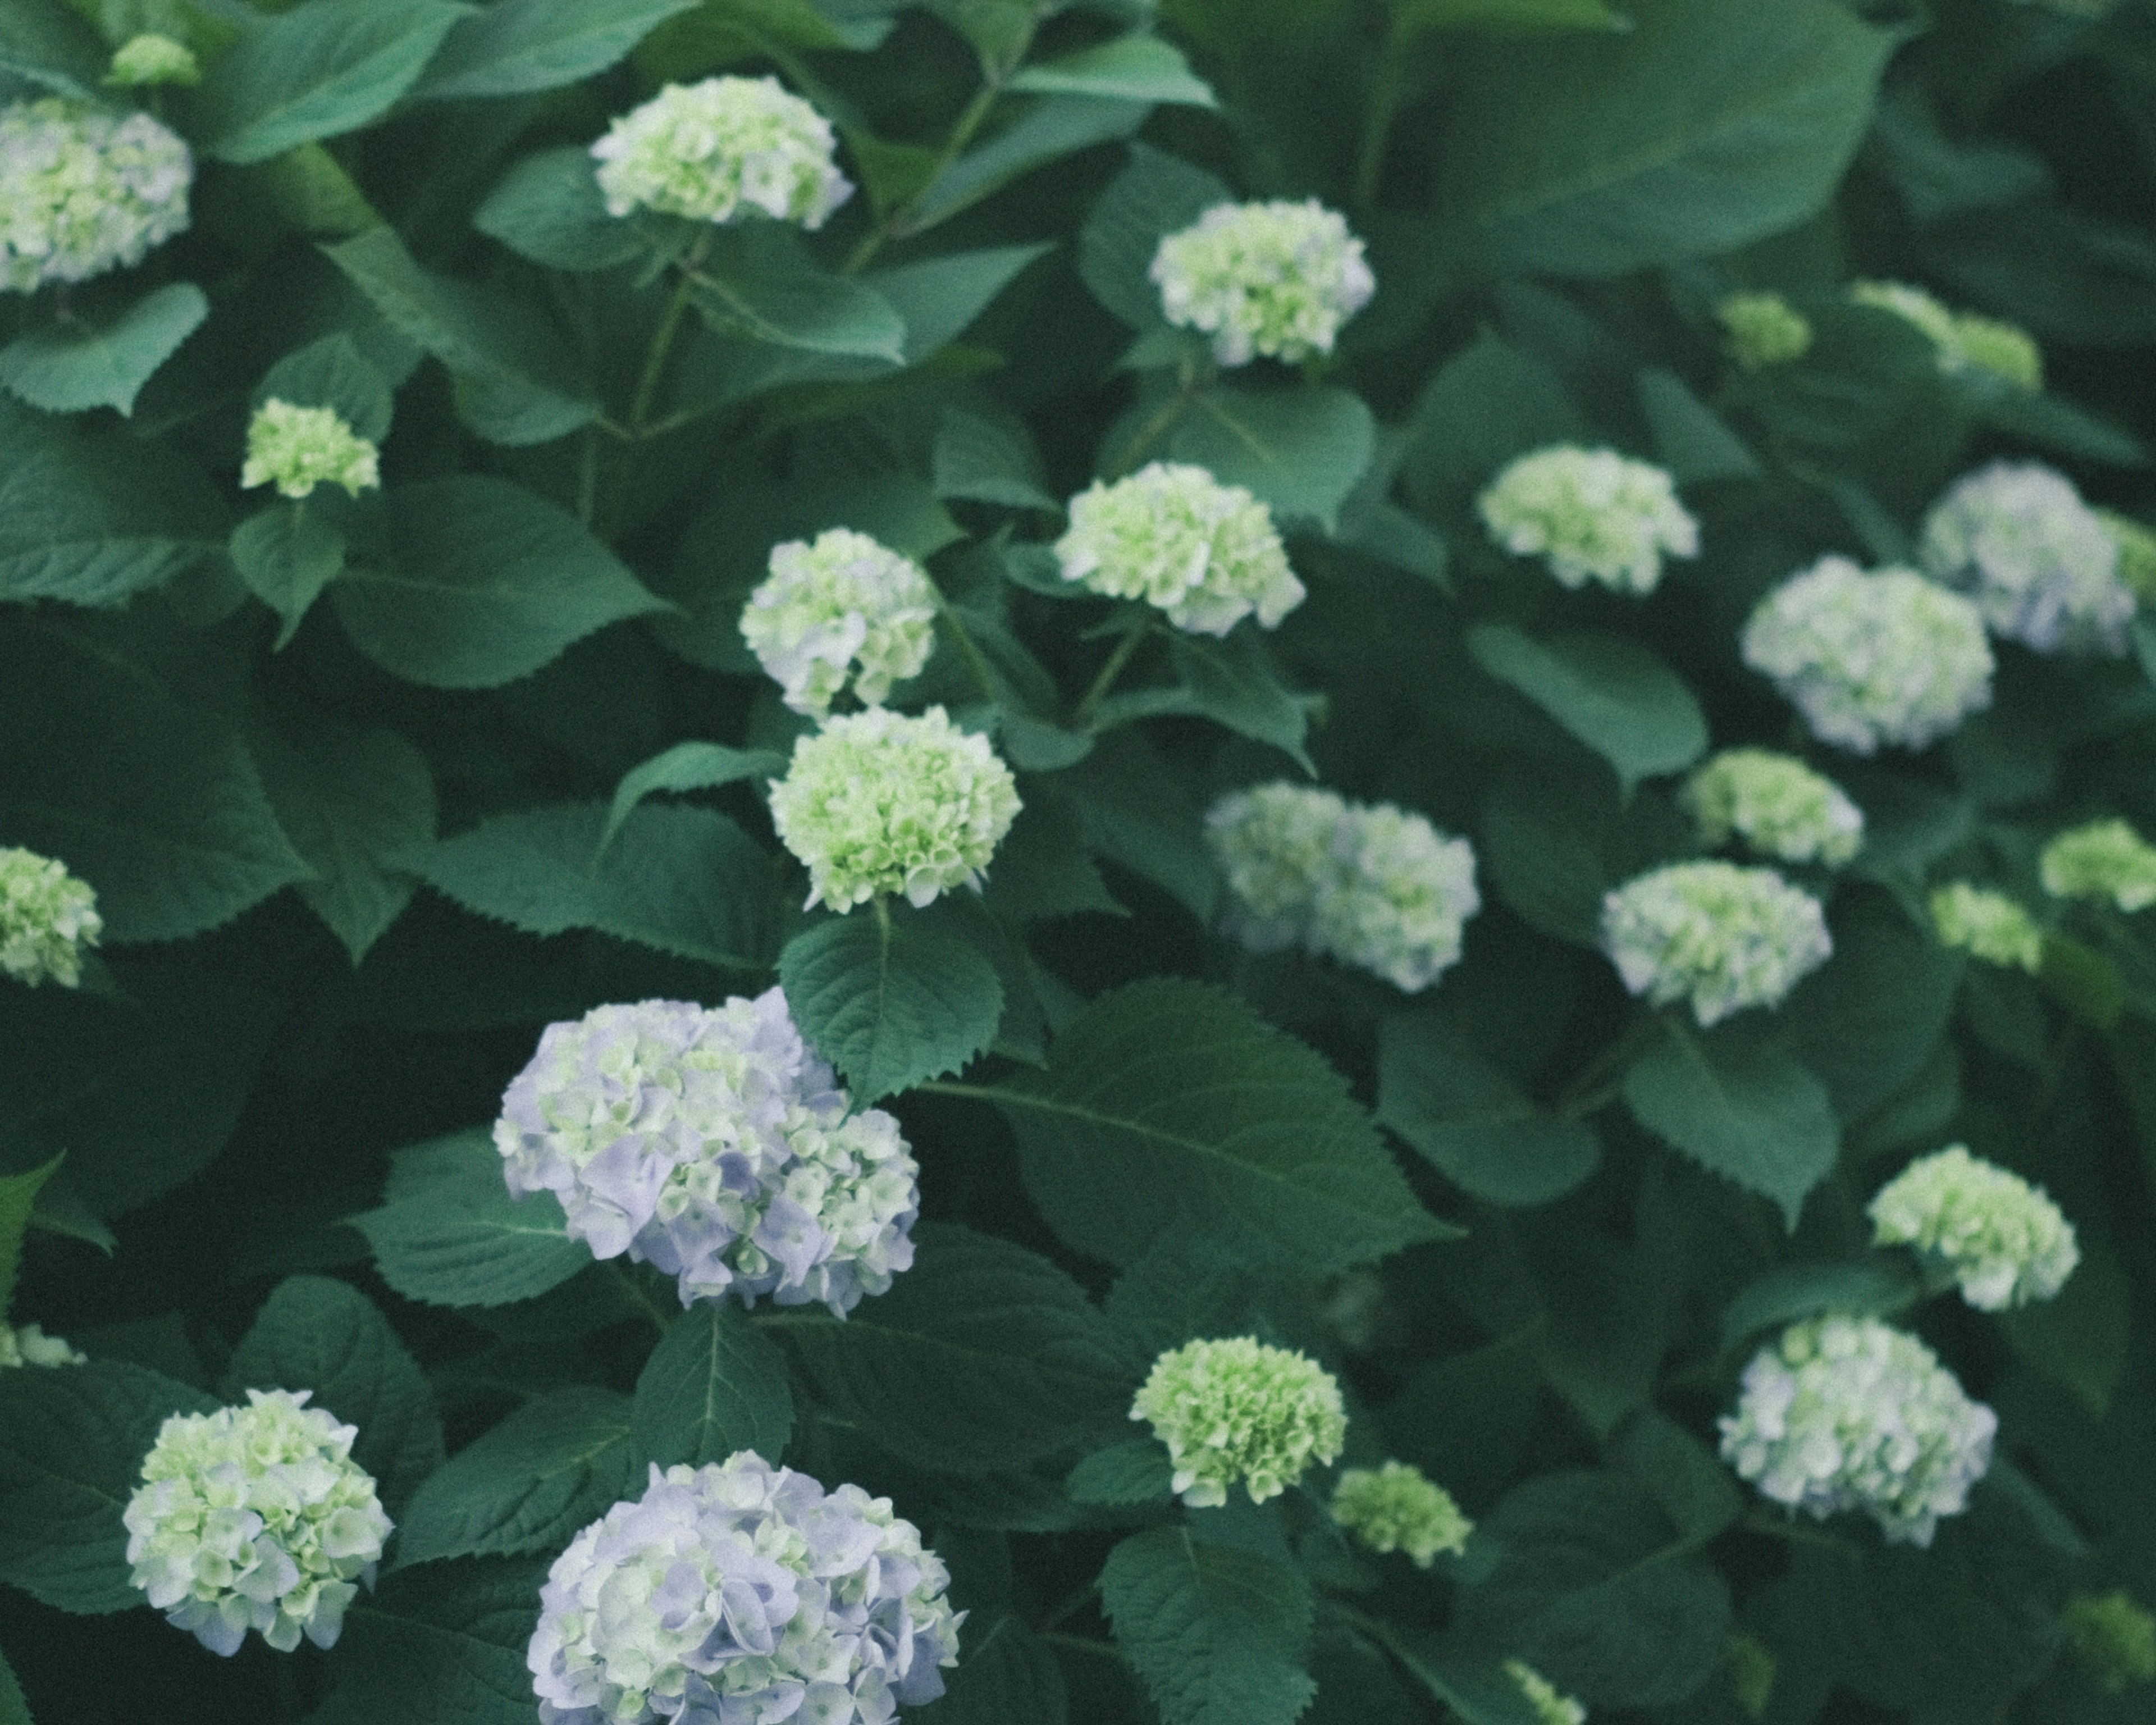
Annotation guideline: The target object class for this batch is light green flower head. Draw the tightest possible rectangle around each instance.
[107,34,200,87]
[241,399,380,500]
[1205,782,1347,953]
[0,1322,85,1368]
[1599,861,1831,1028]
[2041,817,2156,912]
[0,97,191,293]
[2063,1590,2156,1695]
[1726,1631,1776,1720]
[1929,882,2043,973]
[590,75,852,229]
[1850,280,2043,389]
[1477,444,1699,596]
[1920,462,2131,657]
[1682,749,1864,868]
[1330,1461,1471,1567]
[1869,1143,2079,1311]
[2097,510,2156,605]
[739,529,938,719]
[1130,1336,1346,1508]
[1507,1659,1587,1725]
[0,846,101,988]
[1056,462,1304,636]
[768,705,1021,912]
[1718,291,1812,371]
[1149,198,1376,367]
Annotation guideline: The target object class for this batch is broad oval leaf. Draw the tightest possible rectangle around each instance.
[334,1558,547,1725]
[1101,1528,1317,1725]
[1468,624,1707,794]
[631,1304,794,1470]
[474,147,646,272]
[1009,36,1216,107]
[411,0,701,100]
[1166,385,1377,531]
[1080,144,1233,328]
[0,284,208,418]
[602,741,784,852]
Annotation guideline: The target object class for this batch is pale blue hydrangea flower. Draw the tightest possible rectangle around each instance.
[2040,817,2156,912]
[1851,280,2043,390]
[1330,1461,1472,1568]
[1718,1314,1995,1546]
[2063,1591,2156,1695]
[107,34,199,87]
[0,97,191,292]
[739,529,938,719]
[1476,445,1699,596]
[1682,749,1865,868]
[1869,1144,2078,1311]
[1056,461,1304,636]
[124,1389,392,1656]
[1929,882,2043,973]
[1149,199,1374,366]
[1507,1660,1587,1725]
[591,76,852,229]
[1740,556,1994,754]
[1130,1336,1346,1508]
[496,989,919,1316]
[0,1322,85,1367]
[0,846,101,988]
[1599,861,1831,1027]
[529,1453,961,1725]
[768,705,1021,912]
[1919,462,2133,656]
[1718,291,1812,370]
[241,399,380,500]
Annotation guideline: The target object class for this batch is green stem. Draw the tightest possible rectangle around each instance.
[1074,622,1151,725]
[628,238,709,435]
[1103,386,1196,478]
[1037,1578,1100,1633]
[933,586,1003,705]
[1038,1631,1126,1664]
[1554,1013,1665,1120]
[913,1079,1005,1104]
[1350,24,1413,216]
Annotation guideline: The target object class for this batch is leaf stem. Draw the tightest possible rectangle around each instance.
[932,585,1003,705]
[628,234,711,435]
[609,1261,674,1339]
[1554,1013,1665,1119]
[1102,384,1198,478]
[1074,620,1152,725]
[1038,1631,1127,1664]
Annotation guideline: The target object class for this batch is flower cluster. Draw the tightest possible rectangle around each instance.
[497,991,919,1316]
[0,97,191,293]
[1205,782,1479,992]
[0,847,101,988]
[1918,462,2132,656]
[1149,199,1375,366]
[2040,817,2156,912]
[1682,749,1865,868]
[2063,1591,2156,1695]
[1718,1315,1996,1546]
[1130,1336,1346,1508]
[107,34,199,87]
[1598,861,1831,1027]
[768,706,1021,912]
[591,76,852,229]
[2100,509,2156,603]
[241,399,381,501]
[1508,1660,1587,1725]
[740,530,938,719]
[1740,556,1994,754]
[1055,462,1303,636]
[124,1389,392,1656]
[1329,1461,1471,1568]
[1929,882,2044,973]
[1851,279,2043,389]
[1868,1144,2079,1311]
[529,1453,960,1725]
[1476,445,1699,596]
[0,1322,84,1368]
[1718,290,1812,369]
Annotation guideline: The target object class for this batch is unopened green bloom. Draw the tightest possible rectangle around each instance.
[2041,817,2156,912]
[1506,1659,1587,1725]
[1929,882,2043,973]
[107,34,199,87]
[0,97,191,292]
[2099,510,2156,605]
[1726,1632,1776,1720]
[1920,462,2131,657]
[1330,1461,1470,1567]
[739,528,937,719]
[1477,445,1698,596]
[1851,280,2043,389]
[1600,861,1831,1027]
[768,706,1020,912]
[1130,1336,1346,1508]
[1869,1143,2078,1311]
[240,399,380,500]
[0,847,101,988]
[1718,291,1812,370]
[0,1322,85,1368]
[2063,1590,2156,1694]
[591,76,851,229]
[1149,199,1374,366]
[1682,749,1864,868]
[1056,462,1304,636]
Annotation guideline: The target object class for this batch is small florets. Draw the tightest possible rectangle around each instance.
[1330,1461,1472,1568]
[2040,817,2156,912]
[590,76,851,228]
[1476,445,1699,596]
[0,1322,85,1368]
[1130,1336,1346,1509]
[1718,291,1812,370]
[1598,861,1831,1027]
[0,847,101,988]
[1507,1660,1588,1725]
[1851,280,2043,389]
[1929,882,2043,973]
[241,399,381,500]
[0,97,191,293]
[1682,749,1864,868]
[1149,199,1374,366]
[740,529,938,719]
[1868,1144,2078,1311]
[1919,462,2132,656]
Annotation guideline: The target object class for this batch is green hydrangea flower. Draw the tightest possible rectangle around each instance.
[1869,1143,2078,1311]
[1682,749,1864,867]
[1507,1659,1587,1725]
[1130,1336,1346,1508]
[768,706,1021,912]
[0,97,191,292]
[1929,882,2043,973]
[1329,1461,1470,1567]
[1149,199,1374,366]
[2063,1591,2156,1695]
[2040,817,2156,912]
[1599,861,1832,1027]
[739,528,938,719]
[590,75,851,229]
[1851,280,2043,389]
[0,1322,85,1368]
[240,399,380,500]
[2099,510,2156,605]
[1476,444,1699,596]
[1717,291,1812,370]
[106,34,199,86]
[0,847,101,988]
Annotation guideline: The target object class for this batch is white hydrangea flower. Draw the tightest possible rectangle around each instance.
[124,1389,392,1656]
[767,705,1021,913]
[1056,461,1304,636]
[240,399,380,500]
[1741,556,1994,754]
[1507,1660,1588,1725]
[1149,199,1375,367]
[496,989,919,1316]
[1718,1314,1996,1546]
[590,76,852,229]
[1130,1336,1346,1508]
[0,97,190,293]
[1476,445,1700,596]
[530,1453,961,1725]
[2041,818,2156,912]
[739,529,938,719]
[1851,280,2043,390]
[1869,1144,2079,1312]
[1918,462,2132,656]
[0,846,101,988]
[1682,749,1865,868]
[1599,861,1831,1027]
[0,1322,85,1368]
[1929,882,2044,973]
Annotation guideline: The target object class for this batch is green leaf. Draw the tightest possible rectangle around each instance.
[869,243,1052,364]
[1401,333,1584,509]
[0,0,106,98]
[631,1304,794,1470]
[0,1156,62,1320]
[332,476,666,688]
[1397,0,1627,31]
[1167,385,1376,531]
[1101,1527,1316,1725]
[330,1558,545,1725]
[1778,903,1963,1123]
[412,0,699,98]
[1718,1257,1917,1352]
[1373,1628,1550,1725]
[256,332,394,442]
[1376,1014,1601,1206]
[1166,630,1313,769]
[412,800,775,970]
[1080,144,1234,328]
[473,147,646,272]
[1478,765,1688,946]
[202,0,474,165]
[392,1388,636,1568]
[225,1275,445,1512]
[1009,35,1215,106]
[691,226,906,361]
[1067,1437,1173,1505]
[0,284,207,418]
[1636,366,1761,483]
[232,505,347,647]
[933,404,1056,509]
[1467,624,1707,794]
[2002,1231,2131,1420]
[1609,1408,1741,1545]
[912,96,1150,230]
[0,1646,27,1725]
[1621,1024,1839,1228]
[917,1614,1070,1725]
[602,741,783,852]
[349,1129,589,1309]
[993,978,1449,1273]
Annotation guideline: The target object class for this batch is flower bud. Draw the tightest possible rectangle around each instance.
[1507,1659,1587,1725]
[1477,445,1698,596]
[0,847,101,988]
[2063,1591,2156,1695]
[1599,861,1831,1027]
[0,97,191,293]
[0,1322,85,1368]
[1717,291,1812,370]
[2040,817,2156,913]
[1929,882,2043,973]
[1149,199,1374,366]
[591,76,851,229]
[1330,1461,1471,1567]
[1851,280,2043,389]
[1130,1336,1346,1508]
[1868,1143,2078,1311]
[241,399,380,500]
[107,34,199,88]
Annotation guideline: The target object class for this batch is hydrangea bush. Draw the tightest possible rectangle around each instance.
[0,2,2153,1723]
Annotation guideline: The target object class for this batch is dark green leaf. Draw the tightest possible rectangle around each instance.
[0,1645,26,1725]
[232,505,347,647]
[631,1304,794,1469]
[1165,629,1313,769]
[0,284,207,417]
[331,1558,545,1725]
[602,741,783,851]
[1167,385,1376,531]
[1478,766,1688,946]
[2002,1231,2130,1420]
[916,1613,1069,1725]
[691,226,905,361]
[1609,1409,1741,1545]
[0,1156,62,1321]
[0,0,106,98]
[1374,1627,1549,1725]
[473,147,646,272]
[1009,35,1214,106]
[870,243,1051,363]
[1468,624,1708,793]
[912,96,1150,230]
[1080,144,1233,328]
[1399,0,1627,31]
[256,332,395,442]
[1101,1527,1316,1725]
[412,0,700,99]
[1778,903,1963,1124]
[1067,1437,1173,1505]
[1718,1257,1917,1352]
[1400,332,1583,509]
[1058,731,1218,919]
[933,404,1056,509]
[1637,367,1762,483]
